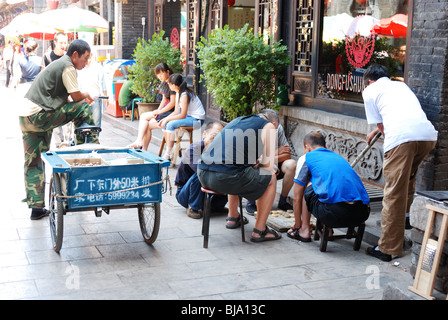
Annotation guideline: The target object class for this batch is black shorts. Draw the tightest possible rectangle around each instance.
[197,166,272,202]
[156,110,173,121]
[276,161,285,180]
[304,185,370,228]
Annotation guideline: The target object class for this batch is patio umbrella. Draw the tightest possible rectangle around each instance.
[322,13,354,42]
[371,13,407,38]
[37,7,109,34]
[0,12,57,39]
[346,15,378,38]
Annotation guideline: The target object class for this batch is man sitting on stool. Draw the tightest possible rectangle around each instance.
[287,131,370,242]
[198,109,282,242]
[246,114,296,213]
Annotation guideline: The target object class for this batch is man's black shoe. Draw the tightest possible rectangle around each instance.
[246,202,257,215]
[366,246,392,262]
[278,202,293,211]
[30,208,49,220]
[405,216,412,229]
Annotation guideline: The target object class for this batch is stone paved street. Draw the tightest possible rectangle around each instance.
[0,76,423,302]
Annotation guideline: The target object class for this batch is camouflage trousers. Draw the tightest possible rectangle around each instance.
[19,101,99,208]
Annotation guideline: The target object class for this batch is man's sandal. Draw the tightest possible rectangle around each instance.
[225,216,249,229]
[286,226,311,242]
[250,226,282,242]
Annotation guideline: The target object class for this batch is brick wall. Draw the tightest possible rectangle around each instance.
[407,0,448,190]
[121,0,148,59]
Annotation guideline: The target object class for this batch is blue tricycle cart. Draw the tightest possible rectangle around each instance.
[42,148,170,253]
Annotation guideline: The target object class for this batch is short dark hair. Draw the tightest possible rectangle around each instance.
[67,39,91,57]
[54,32,67,42]
[363,64,390,86]
[304,131,326,148]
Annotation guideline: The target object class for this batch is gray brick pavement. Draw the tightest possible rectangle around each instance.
[0,81,423,301]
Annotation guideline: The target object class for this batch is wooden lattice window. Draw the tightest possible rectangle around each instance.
[210,0,222,30]
[257,0,271,36]
[187,0,196,63]
[154,2,162,34]
[294,0,313,73]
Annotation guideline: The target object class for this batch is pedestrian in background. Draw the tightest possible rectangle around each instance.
[77,51,107,128]
[3,40,14,87]
[362,64,438,262]
[10,43,23,89]
[43,32,73,148]
[16,40,42,93]
[42,32,68,66]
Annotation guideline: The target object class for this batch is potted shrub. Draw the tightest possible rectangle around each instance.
[196,24,291,121]
[129,30,182,114]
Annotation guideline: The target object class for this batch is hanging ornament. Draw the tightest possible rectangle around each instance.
[228,0,235,7]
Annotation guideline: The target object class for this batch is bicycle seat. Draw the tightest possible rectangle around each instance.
[74,123,102,135]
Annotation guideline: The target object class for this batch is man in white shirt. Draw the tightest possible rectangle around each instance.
[77,52,108,127]
[362,64,438,261]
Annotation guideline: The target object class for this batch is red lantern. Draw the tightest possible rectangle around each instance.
[228,0,235,7]
[47,0,59,9]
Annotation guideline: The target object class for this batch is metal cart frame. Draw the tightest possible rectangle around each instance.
[42,148,170,253]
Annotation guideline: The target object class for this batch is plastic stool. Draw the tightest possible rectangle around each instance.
[131,98,142,121]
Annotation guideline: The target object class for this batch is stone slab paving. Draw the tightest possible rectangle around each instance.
[0,84,420,302]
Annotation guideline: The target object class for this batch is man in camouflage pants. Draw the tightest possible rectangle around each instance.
[18,40,98,220]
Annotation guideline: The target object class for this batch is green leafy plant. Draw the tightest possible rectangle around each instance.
[129,31,182,102]
[196,24,291,121]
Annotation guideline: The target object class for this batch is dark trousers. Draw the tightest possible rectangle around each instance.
[176,173,227,211]
[304,185,370,228]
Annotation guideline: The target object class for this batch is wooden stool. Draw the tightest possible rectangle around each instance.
[314,219,365,252]
[122,98,141,121]
[122,107,139,121]
[408,204,448,300]
[158,126,194,166]
[201,187,245,248]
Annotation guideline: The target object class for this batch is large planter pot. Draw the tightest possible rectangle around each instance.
[137,102,159,115]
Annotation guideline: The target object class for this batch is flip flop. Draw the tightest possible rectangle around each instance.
[250,226,282,242]
[126,143,142,149]
[226,216,249,229]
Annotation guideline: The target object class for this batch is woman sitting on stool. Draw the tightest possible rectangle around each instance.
[158,73,205,160]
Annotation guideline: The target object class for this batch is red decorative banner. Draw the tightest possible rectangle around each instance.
[345,34,375,68]
[170,27,179,49]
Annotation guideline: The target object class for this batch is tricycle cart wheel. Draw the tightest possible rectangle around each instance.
[138,202,160,245]
[49,173,65,253]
